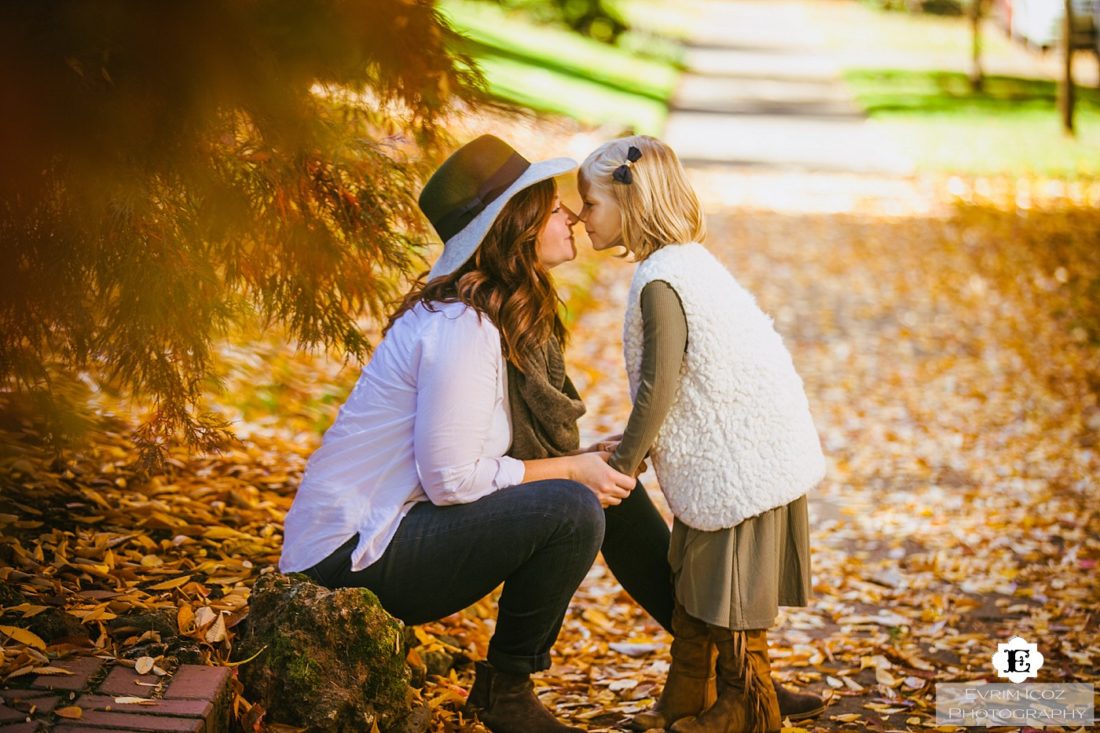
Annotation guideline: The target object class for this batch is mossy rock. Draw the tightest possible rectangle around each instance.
[234,572,426,733]
[0,587,90,646]
[108,609,178,639]
[30,609,90,646]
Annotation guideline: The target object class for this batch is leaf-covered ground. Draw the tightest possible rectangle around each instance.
[2,133,1098,731]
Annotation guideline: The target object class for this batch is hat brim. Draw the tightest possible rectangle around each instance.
[428,157,577,280]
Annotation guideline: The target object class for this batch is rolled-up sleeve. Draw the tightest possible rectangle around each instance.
[413,307,525,505]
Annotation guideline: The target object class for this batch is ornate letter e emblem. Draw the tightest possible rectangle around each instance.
[992,636,1044,683]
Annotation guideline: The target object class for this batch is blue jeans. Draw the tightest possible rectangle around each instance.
[302,478,674,674]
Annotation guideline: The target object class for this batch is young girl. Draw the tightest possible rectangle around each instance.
[579,136,825,733]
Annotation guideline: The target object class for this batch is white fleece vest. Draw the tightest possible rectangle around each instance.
[624,242,826,531]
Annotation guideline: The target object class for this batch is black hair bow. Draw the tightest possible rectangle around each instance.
[612,145,643,184]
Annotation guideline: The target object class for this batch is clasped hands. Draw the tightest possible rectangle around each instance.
[567,433,648,508]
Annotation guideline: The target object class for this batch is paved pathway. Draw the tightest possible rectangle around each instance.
[663,0,913,173]
[0,658,231,733]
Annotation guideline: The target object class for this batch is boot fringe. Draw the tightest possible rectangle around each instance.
[744,655,773,733]
[744,630,781,733]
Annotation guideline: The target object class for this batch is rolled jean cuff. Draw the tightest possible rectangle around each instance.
[487,643,551,675]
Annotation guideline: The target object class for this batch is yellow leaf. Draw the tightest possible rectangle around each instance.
[178,604,196,634]
[66,605,117,623]
[147,511,184,529]
[73,562,111,577]
[861,654,892,670]
[3,664,37,681]
[30,666,75,675]
[148,575,191,590]
[135,656,155,675]
[182,581,209,596]
[56,706,83,719]
[581,607,612,628]
[0,625,47,650]
[207,575,249,585]
[9,604,49,618]
[203,527,247,540]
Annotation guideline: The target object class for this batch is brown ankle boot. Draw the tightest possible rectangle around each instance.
[631,603,717,731]
[463,661,583,733]
[775,681,825,721]
[671,628,781,733]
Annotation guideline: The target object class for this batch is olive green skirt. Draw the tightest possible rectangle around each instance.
[669,494,812,630]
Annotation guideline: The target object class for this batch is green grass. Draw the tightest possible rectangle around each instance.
[817,2,1021,61]
[440,0,682,134]
[616,0,700,41]
[845,69,1100,176]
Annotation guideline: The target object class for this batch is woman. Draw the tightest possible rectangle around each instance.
[278,135,635,733]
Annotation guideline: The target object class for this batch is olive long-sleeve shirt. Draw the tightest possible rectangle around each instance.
[610,280,688,476]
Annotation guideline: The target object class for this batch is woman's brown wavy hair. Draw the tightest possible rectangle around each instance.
[385,179,566,369]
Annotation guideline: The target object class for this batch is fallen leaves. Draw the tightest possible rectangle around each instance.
[147,575,192,591]
[0,626,46,651]
[0,167,1097,733]
[27,666,76,676]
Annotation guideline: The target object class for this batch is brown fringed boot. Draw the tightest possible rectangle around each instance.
[631,602,718,730]
[670,628,781,733]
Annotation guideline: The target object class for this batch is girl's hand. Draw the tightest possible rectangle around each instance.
[579,433,624,454]
[569,451,634,507]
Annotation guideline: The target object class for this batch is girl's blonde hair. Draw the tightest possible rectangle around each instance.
[579,135,705,260]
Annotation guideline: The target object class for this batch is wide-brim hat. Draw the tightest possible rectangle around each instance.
[419,135,576,280]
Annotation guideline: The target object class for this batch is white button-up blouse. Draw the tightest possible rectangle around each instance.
[278,301,527,574]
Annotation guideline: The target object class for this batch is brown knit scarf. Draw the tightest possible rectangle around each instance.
[506,336,586,460]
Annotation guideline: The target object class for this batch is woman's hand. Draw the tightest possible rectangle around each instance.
[521,451,635,507]
[567,451,635,507]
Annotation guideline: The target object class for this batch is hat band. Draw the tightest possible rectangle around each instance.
[434,152,531,242]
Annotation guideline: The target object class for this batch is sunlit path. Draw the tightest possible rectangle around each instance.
[663,0,912,173]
